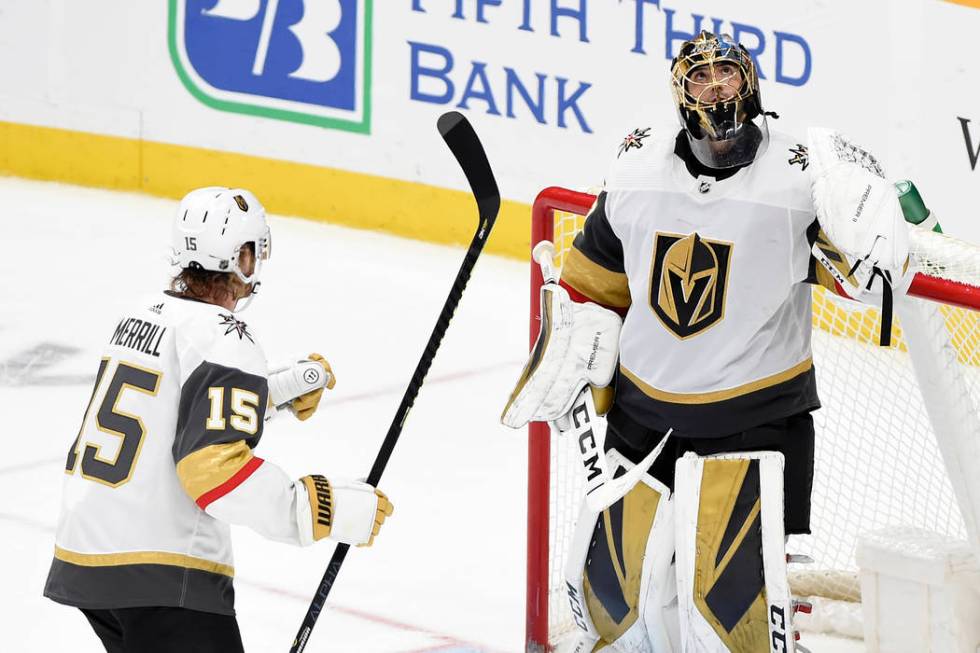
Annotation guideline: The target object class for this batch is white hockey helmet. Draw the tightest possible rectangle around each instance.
[172,187,271,310]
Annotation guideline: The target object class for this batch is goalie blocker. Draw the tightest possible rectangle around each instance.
[501,278,622,429]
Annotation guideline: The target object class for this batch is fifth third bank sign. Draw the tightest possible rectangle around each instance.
[169,0,372,133]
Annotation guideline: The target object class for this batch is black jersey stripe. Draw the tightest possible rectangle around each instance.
[173,361,268,464]
[614,364,820,438]
[570,192,626,273]
[45,556,235,615]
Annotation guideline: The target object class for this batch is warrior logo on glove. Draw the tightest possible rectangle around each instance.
[651,232,732,339]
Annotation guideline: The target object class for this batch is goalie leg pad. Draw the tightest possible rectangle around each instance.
[675,452,794,653]
[564,448,677,653]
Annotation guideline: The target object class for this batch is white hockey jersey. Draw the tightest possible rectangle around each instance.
[45,292,327,615]
[561,128,834,438]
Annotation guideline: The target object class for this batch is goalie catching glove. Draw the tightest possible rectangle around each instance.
[808,128,915,345]
[268,352,336,420]
[501,281,622,429]
[807,128,913,295]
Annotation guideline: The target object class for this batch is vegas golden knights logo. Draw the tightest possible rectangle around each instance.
[650,232,732,339]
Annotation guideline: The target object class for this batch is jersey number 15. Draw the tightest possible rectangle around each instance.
[65,358,161,488]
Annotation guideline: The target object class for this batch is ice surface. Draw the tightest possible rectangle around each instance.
[0,178,864,652]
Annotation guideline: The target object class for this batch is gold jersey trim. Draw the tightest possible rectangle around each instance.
[54,546,234,577]
[620,357,813,405]
[561,246,632,309]
[176,440,255,502]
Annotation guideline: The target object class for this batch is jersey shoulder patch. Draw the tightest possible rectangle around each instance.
[746,129,814,211]
[174,302,267,382]
[766,129,810,173]
[216,312,254,343]
[605,126,674,192]
[618,127,653,158]
[787,143,809,171]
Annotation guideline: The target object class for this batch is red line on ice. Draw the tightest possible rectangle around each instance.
[236,577,510,653]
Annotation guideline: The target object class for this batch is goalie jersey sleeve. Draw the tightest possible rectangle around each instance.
[45,293,326,616]
[560,192,632,314]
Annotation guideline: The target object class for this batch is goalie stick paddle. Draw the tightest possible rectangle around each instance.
[289,111,500,653]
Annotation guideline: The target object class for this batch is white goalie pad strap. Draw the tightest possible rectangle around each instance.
[553,387,610,503]
[675,452,794,653]
[808,128,910,279]
[810,239,914,303]
[563,448,676,653]
[501,283,621,429]
[553,387,674,514]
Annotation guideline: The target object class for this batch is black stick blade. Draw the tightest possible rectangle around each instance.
[437,111,501,226]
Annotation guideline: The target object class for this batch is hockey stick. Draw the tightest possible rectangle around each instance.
[289,111,500,653]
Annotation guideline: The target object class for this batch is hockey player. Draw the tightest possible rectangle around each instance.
[44,187,393,652]
[503,31,914,652]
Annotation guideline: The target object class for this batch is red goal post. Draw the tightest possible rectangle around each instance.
[526,188,596,652]
[526,186,980,651]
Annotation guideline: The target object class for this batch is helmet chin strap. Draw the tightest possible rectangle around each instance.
[232,281,260,313]
[230,245,263,312]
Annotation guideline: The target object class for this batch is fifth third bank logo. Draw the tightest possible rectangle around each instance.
[169,0,371,132]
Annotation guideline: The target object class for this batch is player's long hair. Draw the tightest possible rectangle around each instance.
[169,242,254,307]
[170,266,239,306]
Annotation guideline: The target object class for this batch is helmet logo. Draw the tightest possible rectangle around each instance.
[692,39,718,55]
[233,195,249,211]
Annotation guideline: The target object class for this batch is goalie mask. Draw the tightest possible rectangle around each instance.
[172,187,272,312]
[671,30,769,169]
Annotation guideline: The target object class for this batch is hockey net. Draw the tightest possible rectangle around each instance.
[526,186,980,650]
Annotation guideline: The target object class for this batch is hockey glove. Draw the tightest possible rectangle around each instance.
[808,127,911,287]
[268,353,335,421]
[300,476,394,546]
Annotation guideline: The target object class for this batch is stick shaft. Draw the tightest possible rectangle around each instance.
[290,223,490,652]
[367,225,487,484]
[290,111,497,653]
